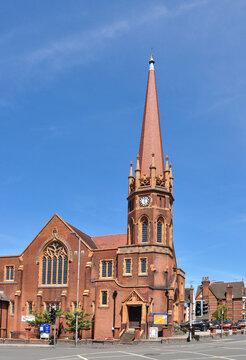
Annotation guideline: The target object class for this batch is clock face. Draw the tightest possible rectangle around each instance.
[139,196,150,207]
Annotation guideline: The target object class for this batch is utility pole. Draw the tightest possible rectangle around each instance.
[75,236,81,346]
[221,310,224,338]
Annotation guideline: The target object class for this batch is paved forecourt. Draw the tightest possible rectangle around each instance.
[1,336,246,360]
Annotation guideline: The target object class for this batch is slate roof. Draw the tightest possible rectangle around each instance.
[196,281,245,300]
[67,223,98,250]
[92,234,127,249]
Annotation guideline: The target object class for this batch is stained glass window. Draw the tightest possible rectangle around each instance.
[42,257,46,284]
[63,256,68,284]
[41,241,68,285]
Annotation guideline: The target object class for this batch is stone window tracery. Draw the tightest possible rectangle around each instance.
[41,241,68,285]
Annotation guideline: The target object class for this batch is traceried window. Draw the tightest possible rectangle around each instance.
[41,241,68,285]
[5,266,14,281]
[101,260,113,278]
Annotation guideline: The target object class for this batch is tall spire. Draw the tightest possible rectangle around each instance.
[138,55,165,176]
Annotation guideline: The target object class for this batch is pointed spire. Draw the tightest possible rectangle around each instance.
[149,53,155,70]
[135,154,141,188]
[165,155,169,171]
[138,56,165,176]
[128,162,134,178]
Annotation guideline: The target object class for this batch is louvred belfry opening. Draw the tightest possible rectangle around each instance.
[139,55,165,176]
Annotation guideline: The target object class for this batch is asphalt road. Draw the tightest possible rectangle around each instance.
[1,336,246,360]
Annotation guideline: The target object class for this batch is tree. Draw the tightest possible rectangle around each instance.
[64,309,92,338]
[212,304,228,322]
[27,309,64,337]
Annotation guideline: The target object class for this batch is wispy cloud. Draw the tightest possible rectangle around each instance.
[1,1,209,76]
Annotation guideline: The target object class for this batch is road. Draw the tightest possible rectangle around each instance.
[1,335,246,360]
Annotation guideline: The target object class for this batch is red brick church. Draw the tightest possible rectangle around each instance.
[0,56,185,340]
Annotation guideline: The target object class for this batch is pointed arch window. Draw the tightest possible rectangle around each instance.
[41,241,68,286]
[157,221,162,242]
[142,218,148,243]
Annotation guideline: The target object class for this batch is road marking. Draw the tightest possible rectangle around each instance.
[82,355,130,359]
[77,356,88,360]
[40,352,118,360]
[119,351,158,360]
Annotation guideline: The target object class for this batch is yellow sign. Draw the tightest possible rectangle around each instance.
[153,313,168,325]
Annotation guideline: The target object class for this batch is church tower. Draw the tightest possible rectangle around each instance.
[127,55,174,248]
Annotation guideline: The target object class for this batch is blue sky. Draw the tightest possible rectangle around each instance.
[0,0,246,289]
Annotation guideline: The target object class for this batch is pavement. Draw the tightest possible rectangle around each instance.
[1,335,246,360]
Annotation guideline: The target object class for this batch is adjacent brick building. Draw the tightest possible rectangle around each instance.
[196,277,246,321]
[0,56,185,339]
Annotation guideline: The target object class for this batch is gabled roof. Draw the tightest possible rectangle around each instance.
[92,234,127,249]
[67,223,98,250]
[196,281,245,300]
[210,281,245,299]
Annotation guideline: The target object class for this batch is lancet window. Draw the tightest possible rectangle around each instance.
[141,218,148,243]
[41,241,68,285]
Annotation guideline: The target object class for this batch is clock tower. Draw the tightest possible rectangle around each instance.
[127,55,174,249]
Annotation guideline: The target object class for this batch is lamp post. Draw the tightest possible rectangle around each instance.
[112,290,118,337]
[146,303,149,339]
[71,232,84,347]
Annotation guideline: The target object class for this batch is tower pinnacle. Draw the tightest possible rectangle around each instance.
[149,53,155,70]
[138,57,164,176]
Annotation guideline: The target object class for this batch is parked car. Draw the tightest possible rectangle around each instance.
[180,320,209,332]
[221,320,234,329]
[209,320,220,329]
[237,319,246,329]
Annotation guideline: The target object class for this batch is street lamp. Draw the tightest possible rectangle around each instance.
[112,290,118,337]
[146,303,149,339]
[71,232,84,346]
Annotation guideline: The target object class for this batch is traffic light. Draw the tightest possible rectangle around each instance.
[195,301,202,316]
[203,301,208,315]
[49,307,56,324]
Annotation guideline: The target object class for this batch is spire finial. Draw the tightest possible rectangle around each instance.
[149,53,155,70]
[129,161,134,177]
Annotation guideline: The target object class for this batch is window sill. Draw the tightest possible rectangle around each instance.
[38,285,68,288]
[138,274,148,277]
[0,281,17,284]
[98,305,109,308]
[123,274,132,277]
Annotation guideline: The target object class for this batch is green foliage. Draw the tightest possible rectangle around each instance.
[27,309,63,329]
[64,309,92,336]
[212,304,228,321]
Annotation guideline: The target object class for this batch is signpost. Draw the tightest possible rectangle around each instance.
[153,313,168,326]
[149,327,158,339]
[39,323,50,340]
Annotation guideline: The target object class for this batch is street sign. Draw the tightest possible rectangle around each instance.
[39,323,50,334]
[153,313,168,325]
[149,327,158,339]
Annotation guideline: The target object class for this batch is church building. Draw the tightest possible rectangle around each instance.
[0,56,185,340]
